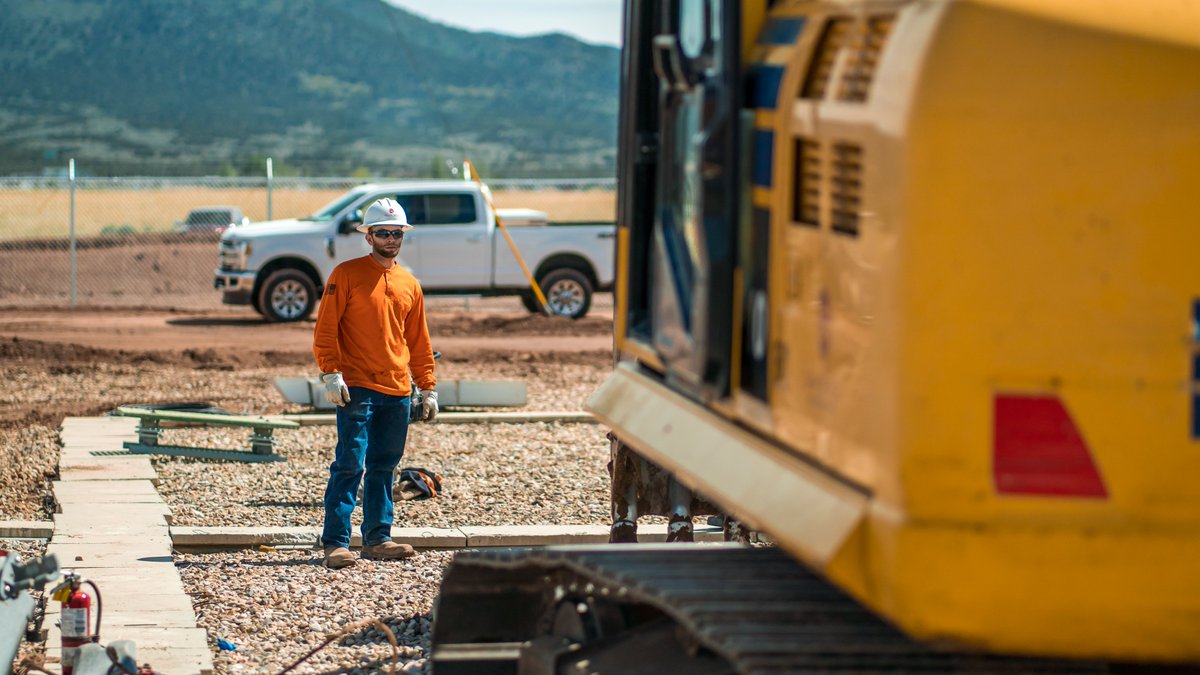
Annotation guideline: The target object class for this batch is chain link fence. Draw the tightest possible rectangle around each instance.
[0,170,616,310]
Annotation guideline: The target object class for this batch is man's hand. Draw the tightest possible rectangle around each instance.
[320,372,350,407]
[421,390,439,422]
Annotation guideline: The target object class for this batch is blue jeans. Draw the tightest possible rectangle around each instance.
[321,387,410,549]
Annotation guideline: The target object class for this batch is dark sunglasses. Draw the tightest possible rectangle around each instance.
[370,229,405,240]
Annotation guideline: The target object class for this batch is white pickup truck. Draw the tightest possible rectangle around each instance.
[213,181,615,321]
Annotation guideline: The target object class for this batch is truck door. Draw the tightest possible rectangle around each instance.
[388,193,427,277]
[399,192,490,288]
[618,0,743,401]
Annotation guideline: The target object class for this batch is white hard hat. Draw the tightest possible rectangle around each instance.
[357,198,412,233]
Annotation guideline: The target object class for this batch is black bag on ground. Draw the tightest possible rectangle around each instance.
[395,467,442,500]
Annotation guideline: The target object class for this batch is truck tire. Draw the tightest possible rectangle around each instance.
[258,268,316,322]
[537,268,592,319]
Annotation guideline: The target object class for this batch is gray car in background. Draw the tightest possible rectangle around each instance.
[178,206,250,233]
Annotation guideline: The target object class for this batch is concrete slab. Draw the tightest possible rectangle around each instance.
[54,502,173,525]
[391,527,468,548]
[53,529,170,544]
[436,411,599,425]
[40,567,185,592]
[44,624,207,648]
[45,606,199,628]
[58,428,132,438]
[45,542,175,568]
[53,480,163,503]
[57,457,158,481]
[58,430,138,440]
[86,626,209,651]
[128,648,214,675]
[52,524,171,544]
[58,444,130,457]
[170,526,320,547]
[0,520,53,538]
[459,524,609,547]
[44,592,195,618]
[61,416,137,428]
[59,430,136,441]
[46,630,213,674]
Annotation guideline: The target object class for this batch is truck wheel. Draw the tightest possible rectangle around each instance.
[258,269,316,322]
[538,268,592,319]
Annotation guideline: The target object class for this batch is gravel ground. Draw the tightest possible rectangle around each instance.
[176,548,452,674]
[0,426,58,520]
[158,421,612,529]
[1,331,619,674]
[154,353,615,673]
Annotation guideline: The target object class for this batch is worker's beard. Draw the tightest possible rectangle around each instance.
[371,240,401,259]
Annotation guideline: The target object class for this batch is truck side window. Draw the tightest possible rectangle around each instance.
[426,194,477,225]
[391,194,427,226]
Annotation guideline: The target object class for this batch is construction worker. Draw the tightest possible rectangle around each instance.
[313,197,438,570]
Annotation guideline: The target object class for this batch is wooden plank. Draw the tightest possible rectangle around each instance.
[113,406,299,429]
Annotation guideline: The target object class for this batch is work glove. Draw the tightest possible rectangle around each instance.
[320,372,350,407]
[420,390,439,422]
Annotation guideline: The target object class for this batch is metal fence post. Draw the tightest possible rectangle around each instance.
[266,157,273,221]
[69,158,77,306]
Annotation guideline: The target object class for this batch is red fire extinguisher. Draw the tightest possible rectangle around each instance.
[50,572,102,675]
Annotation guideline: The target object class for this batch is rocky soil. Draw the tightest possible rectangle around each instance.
[1,303,617,674]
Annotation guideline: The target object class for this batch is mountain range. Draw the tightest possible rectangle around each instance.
[0,0,621,177]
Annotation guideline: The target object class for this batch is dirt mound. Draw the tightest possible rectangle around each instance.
[0,336,312,369]
[427,312,611,337]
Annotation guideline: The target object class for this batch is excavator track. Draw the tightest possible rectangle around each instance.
[431,545,1120,674]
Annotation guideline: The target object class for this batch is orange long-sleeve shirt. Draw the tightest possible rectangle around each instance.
[313,255,436,396]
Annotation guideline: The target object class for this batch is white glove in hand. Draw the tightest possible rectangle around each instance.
[321,372,350,407]
[421,390,439,422]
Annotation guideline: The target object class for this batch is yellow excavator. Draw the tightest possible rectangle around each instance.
[430,1,1200,672]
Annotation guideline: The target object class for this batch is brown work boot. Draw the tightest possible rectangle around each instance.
[323,546,356,569]
[361,541,416,560]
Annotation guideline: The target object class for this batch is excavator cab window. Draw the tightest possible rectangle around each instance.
[617,0,742,400]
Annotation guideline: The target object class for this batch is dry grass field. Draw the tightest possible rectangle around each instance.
[0,187,616,240]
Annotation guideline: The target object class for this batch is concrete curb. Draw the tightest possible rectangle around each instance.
[0,520,54,538]
[170,523,726,548]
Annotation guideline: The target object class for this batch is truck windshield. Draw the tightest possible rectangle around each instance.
[302,190,368,221]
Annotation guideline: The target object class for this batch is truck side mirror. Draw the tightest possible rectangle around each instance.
[338,210,363,234]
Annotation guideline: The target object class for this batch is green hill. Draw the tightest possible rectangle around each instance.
[0,0,619,177]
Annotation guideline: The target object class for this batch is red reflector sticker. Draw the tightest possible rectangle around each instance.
[993,395,1108,498]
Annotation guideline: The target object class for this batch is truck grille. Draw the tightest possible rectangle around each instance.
[219,240,245,271]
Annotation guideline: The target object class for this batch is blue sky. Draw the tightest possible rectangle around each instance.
[385,0,623,46]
